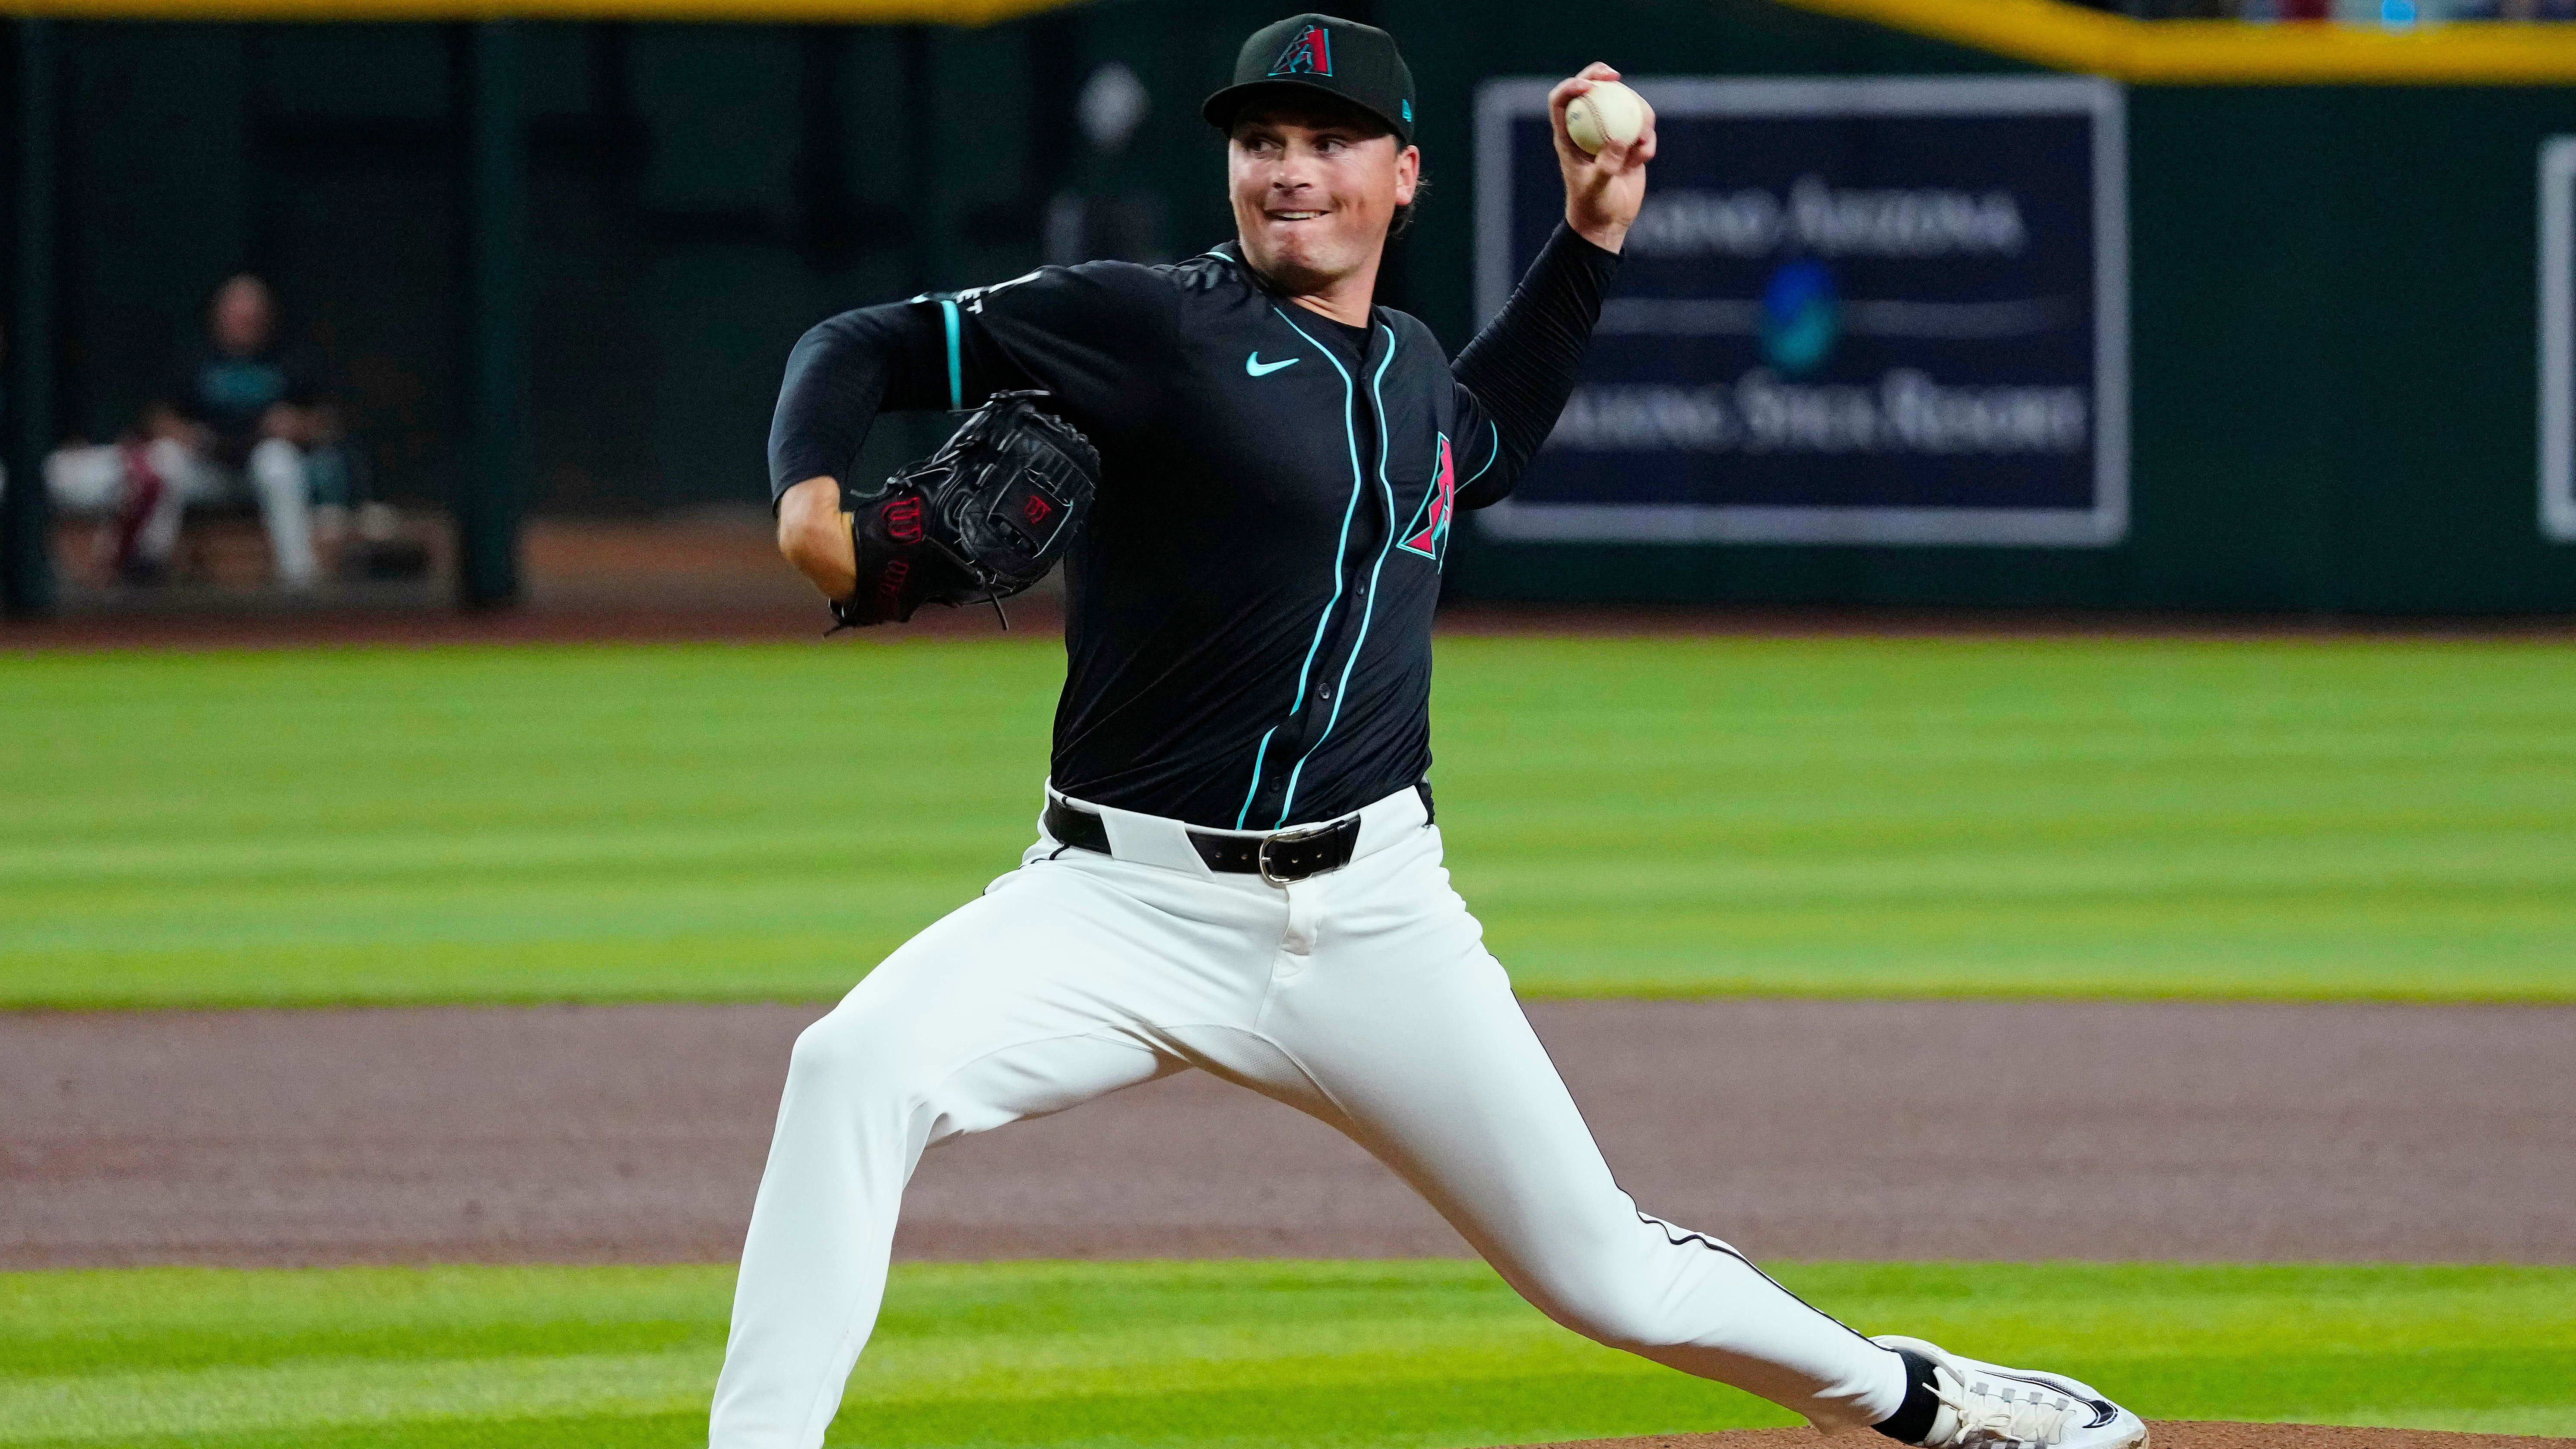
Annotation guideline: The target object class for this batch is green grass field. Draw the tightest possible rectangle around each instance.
[8,635,2574,1007]
[10,640,2573,1446]
[6,1260,2572,1448]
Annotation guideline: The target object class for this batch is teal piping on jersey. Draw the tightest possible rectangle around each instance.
[1274,321,1403,828]
[1234,304,1366,831]
[938,300,963,410]
[1237,724,1282,829]
[1463,418,1501,485]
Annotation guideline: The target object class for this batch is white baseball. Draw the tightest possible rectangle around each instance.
[1564,80,1645,156]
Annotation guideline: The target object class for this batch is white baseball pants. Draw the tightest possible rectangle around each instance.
[38,437,318,587]
[710,785,1907,1449]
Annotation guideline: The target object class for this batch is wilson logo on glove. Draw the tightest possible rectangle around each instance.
[830,390,1100,632]
[873,556,913,620]
[882,496,924,544]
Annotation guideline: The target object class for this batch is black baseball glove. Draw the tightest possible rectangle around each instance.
[830,390,1099,630]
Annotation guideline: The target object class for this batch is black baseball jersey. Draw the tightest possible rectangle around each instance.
[771,223,1618,830]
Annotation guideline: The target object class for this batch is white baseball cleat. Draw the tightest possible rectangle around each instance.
[1872,1335,2149,1449]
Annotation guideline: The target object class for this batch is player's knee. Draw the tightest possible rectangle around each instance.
[143,438,196,479]
[40,446,119,510]
[1563,1292,1689,1354]
[250,438,304,489]
[1515,1252,1689,1354]
[786,1010,929,1106]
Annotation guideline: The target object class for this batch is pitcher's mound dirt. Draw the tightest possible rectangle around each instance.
[1528,1427,2570,1449]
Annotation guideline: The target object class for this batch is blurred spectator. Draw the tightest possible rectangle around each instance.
[1043,63,1169,266]
[31,275,342,590]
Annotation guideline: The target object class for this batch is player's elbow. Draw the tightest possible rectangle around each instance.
[776,477,858,598]
[1456,460,1521,514]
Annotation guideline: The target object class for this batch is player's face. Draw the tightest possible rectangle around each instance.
[1229,106,1419,295]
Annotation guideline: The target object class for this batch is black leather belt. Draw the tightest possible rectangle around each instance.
[1043,786,1429,884]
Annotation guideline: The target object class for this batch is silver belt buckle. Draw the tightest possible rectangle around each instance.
[1256,821,1335,886]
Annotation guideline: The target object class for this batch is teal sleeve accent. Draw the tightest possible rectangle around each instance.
[940,299,963,411]
[1463,419,1502,484]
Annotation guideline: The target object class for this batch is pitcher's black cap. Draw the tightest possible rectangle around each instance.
[1201,13,1416,146]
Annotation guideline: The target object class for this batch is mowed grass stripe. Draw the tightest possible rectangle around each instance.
[3,1262,2572,1448]
[4,637,2572,1006]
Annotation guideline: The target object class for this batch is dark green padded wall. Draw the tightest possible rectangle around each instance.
[2121,86,2576,613]
[29,3,2576,610]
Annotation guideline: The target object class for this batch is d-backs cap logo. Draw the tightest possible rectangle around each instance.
[1270,23,1332,77]
[1398,434,1454,561]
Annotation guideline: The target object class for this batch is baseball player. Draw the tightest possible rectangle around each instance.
[724,16,2149,1449]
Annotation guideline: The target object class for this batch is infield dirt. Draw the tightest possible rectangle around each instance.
[7,997,2571,1268]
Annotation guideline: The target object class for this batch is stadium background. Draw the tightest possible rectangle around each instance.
[4,2,2574,1448]
[7,0,2576,614]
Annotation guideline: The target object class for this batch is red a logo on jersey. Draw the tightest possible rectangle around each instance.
[1397,434,1454,562]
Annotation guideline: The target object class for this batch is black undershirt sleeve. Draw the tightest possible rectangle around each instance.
[768,262,1176,506]
[1451,222,1622,507]
[766,302,952,505]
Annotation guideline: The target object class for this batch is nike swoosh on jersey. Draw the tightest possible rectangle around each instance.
[1245,352,1300,377]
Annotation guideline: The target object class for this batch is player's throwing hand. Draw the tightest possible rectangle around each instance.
[1550,63,1656,253]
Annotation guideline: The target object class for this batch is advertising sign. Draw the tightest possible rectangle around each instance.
[1473,76,2128,546]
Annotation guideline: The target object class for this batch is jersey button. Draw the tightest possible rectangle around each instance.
[1318,684,1333,700]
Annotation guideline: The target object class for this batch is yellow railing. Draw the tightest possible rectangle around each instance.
[8,0,2575,80]
[1779,0,2576,83]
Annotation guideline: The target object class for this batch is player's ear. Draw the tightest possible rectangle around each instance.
[1394,144,1420,205]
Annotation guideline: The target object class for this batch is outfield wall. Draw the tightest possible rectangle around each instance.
[10,0,2576,614]
[1444,73,2576,614]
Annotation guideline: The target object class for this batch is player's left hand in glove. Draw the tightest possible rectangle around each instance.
[830,390,1099,630]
